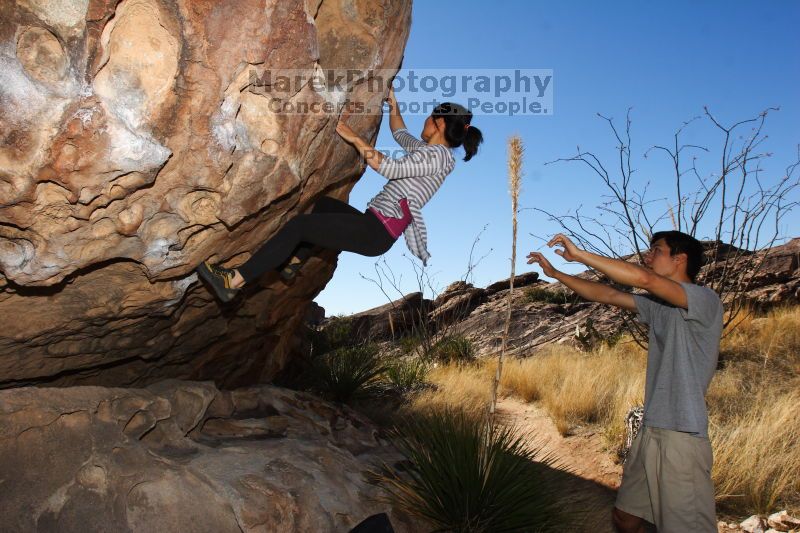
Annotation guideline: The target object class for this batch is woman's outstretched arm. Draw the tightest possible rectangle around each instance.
[336,118,384,171]
[386,87,407,133]
[386,87,426,152]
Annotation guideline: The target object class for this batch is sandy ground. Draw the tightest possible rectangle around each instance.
[494,395,623,533]
[495,395,624,488]
[494,396,753,532]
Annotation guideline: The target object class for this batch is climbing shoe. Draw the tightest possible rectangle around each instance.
[196,261,238,303]
[280,255,304,281]
[280,247,313,280]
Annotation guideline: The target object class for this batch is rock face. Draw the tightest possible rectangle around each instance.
[347,291,432,341]
[0,0,412,388]
[0,380,420,532]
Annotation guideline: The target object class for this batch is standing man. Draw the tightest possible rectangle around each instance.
[527,231,722,533]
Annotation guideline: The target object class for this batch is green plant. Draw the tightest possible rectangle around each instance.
[375,409,566,532]
[397,333,423,355]
[384,358,429,394]
[524,286,569,305]
[427,335,475,365]
[309,344,386,403]
[574,318,624,351]
[310,315,358,356]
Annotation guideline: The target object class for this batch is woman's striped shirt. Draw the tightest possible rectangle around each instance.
[367,128,456,265]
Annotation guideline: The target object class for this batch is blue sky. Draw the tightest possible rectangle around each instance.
[316,0,800,316]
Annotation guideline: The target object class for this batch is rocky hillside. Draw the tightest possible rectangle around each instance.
[0,0,411,389]
[0,380,422,531]
[340,238,800,355]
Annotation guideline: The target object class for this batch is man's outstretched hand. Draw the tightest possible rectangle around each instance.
[527,233,640,311]
[527,233,585,277]
[548,233,582,262]
[526,251,558,278]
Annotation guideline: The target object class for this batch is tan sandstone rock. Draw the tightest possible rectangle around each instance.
[742,515,768,533]
[0,380,421,532]
[768,510,800,532]
[0,0,412,387]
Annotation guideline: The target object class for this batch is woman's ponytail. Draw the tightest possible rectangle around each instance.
[461,124,483,162]
[432,102,484,162]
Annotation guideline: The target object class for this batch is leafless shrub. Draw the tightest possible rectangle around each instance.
[533,107,799,343]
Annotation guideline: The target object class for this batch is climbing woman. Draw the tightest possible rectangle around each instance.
[196,87,483,302]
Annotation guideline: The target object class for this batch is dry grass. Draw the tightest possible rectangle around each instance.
[412,306,800,516]
[498,343,646,440]
[405,363,492,420]
[709,306,800,514]
[721,306,800,371]
[707,307,800,423]
[711,388,800,514]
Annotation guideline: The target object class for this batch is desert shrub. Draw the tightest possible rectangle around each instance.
[384,358,429,394]
[524,286,569,305]
[309,315,359,356]
[426,335,475,365]
[309,344,386,403]
[574,318,624,351]
[376,409,566,532]
[397,333,423,355]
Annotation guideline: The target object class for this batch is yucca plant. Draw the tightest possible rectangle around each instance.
[384,358,429,394]
[398,333,423,355]
[310,315,358,356]
[309,344,386,403]
[427,335,475,365]
[375,409,564,532]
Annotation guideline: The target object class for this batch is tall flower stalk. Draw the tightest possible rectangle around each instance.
[490,135,524,416]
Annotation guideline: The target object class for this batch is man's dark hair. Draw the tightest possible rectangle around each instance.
[650,231,705,281]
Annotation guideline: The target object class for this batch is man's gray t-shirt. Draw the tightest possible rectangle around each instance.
[633,283,723,437]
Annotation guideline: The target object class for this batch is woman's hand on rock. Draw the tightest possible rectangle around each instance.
[335,117,360,144]
[385,86,398,112]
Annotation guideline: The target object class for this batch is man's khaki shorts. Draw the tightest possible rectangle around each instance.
[615,425,716,532]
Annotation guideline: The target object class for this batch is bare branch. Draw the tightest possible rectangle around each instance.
[541,107,797,342]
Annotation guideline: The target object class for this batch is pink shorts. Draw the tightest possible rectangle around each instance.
[368,198,412,239]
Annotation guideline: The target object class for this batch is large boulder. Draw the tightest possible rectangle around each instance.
[429,281,488,326]
[0,380,421,532]
[346,291,432,342]
[0,0,412,388]
[735,238,800,307]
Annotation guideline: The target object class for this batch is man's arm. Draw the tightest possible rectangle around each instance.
[547,234,688,309]
[526,252,636,311]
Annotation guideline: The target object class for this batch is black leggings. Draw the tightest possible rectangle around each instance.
[237,197,396,283]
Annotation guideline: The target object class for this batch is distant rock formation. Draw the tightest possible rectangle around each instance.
[0,0,412,388]
[339,238,800,355]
